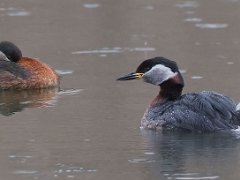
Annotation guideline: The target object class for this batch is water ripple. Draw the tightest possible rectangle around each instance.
[146,5,154,10]
[13,170,38,175]
[174,176,219,180]
[58,89,85,96]
[9,155,32,159]
[175,1,199,8]
[128,158,155,163]
[8,11,30,16]
[56,69,74,76]
[195,23,228,29]
[54,163,97,177]
[72,47,155,55]
[72,49,123,54]
[180,69,187,74]
[191,76,203,80]
[184,18,203,22]
[83,3,100,9]
[164,173,219,180]
[0,7,31,17]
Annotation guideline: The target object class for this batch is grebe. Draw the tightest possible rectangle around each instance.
[0,41,59,90]
[117,57,240,132]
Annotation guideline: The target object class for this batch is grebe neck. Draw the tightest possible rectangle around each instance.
[160,80,183,99]
[151,74,184,106]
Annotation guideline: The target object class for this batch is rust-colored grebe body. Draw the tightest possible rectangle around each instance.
[0,41,59,90]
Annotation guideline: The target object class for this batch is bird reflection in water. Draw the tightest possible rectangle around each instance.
[0,88,58,116]
[140,129,240,179]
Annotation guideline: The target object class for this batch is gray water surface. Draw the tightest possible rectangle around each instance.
[1,0,240,179]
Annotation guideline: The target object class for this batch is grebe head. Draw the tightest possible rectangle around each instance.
[117,57,185,100]
[117,57,184,86]
[0,41,22,62]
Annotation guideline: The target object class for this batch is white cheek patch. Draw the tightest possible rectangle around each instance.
[143,64,177,85]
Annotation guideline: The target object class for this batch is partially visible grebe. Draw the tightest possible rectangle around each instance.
[0,41,59,90]
[117,57,240,132]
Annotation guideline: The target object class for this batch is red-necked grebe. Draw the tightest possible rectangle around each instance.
[0,41,59,90]
[117,57,240,132]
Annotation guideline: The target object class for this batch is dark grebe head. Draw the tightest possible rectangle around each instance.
[0,41,22,62]
[117,57,184,100]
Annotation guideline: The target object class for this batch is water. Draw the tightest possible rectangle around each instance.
[0,0,240,179]
[141,130,240,179]
[195,23,228,29]
[0,7,31,17]
[83,3,100,9]
[71,47,155,55]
